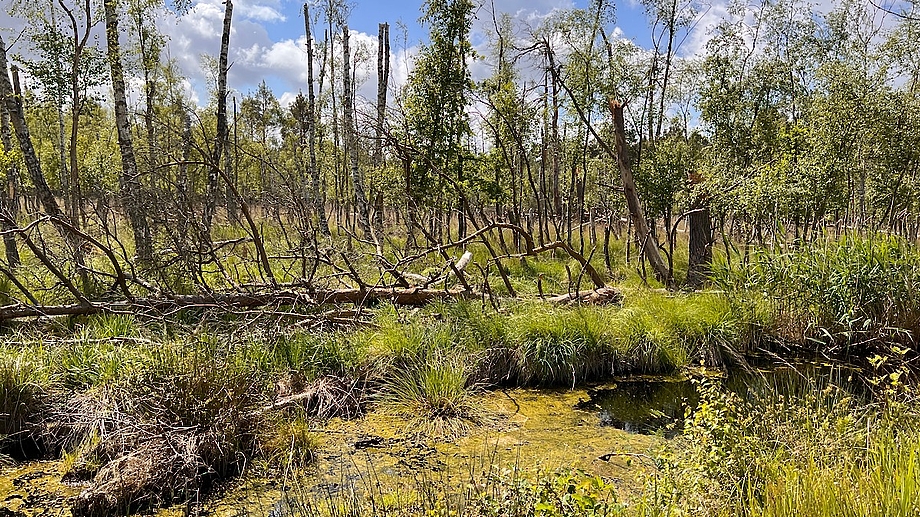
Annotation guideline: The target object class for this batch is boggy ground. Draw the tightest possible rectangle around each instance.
[2,241,920,517]
[0,388,663,516]
[0,291,742,511]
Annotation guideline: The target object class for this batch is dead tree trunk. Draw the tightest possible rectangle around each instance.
[104,0,153,263]
[304,3,329,234]
[686,169,712,289]
[374,22,389,167]
[0,101,20,267]
[203,0,232,239]
[372,22,389,235]
[608,99,671,286]
[0,288,478,320]
[342,25,373,238]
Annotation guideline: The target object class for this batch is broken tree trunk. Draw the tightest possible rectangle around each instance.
[547,286,622,305]
[342,25,373,238]
[608,99,671,287]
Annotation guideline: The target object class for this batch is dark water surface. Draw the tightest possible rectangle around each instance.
[580,359,866,436]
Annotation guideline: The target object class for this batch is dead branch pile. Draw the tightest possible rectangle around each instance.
[267,374,364,419]
[0,220,616,322]
[70,435,199,517]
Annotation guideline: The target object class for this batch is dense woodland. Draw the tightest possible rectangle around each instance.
[2,0,920,515]
[0,0,917,311]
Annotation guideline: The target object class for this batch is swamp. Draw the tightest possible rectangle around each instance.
[1,0,920,514]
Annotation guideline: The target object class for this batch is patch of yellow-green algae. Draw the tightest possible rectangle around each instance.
[0,460,81,516]
[445,389,661,483]
[0,389,665,516]
[206,388,664,515]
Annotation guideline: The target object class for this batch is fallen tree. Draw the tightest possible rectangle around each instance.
[0,287,477,320]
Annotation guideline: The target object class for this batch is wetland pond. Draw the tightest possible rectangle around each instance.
[0,359,863,517]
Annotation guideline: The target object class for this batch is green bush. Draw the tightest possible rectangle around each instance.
[379,351,481,438]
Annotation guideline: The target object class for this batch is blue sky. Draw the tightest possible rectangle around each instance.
[163,0,668,104]
[0,0,727,107]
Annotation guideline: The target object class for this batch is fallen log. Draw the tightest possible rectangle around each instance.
[548,286,623,306]
[0,288,477,320]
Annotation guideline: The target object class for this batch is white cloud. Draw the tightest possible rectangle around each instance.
[237,4,285,22]
[681,1,733,58]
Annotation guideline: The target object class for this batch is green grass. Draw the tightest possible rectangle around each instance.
[0,353,49,442]
[752,430,920,517]
[260,411,321,471]
[0,290,915,516]
[712,235,920,356]
[80,313,141,339]
[627,374,920,517]
[380,352,482,438]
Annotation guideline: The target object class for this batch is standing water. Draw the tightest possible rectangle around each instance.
[580,360,865,436]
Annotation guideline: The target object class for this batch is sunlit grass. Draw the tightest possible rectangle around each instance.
[379,352,482,439]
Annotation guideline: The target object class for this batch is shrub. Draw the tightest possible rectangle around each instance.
[712,236,920,356]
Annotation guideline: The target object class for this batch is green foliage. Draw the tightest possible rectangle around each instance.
[712,236,920,354]
[475,468,621,517]
[0,353,48,439]
[18,23,108,107]
[401,0,476,203]
[533,470,622,517]
[631,371,920,516]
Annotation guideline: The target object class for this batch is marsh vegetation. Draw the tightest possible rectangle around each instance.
[0,235,918,516]
[1,0,920,513]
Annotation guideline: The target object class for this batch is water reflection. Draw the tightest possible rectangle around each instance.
[582,360,866,436]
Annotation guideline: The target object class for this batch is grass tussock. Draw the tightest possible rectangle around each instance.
[0,354,50,459]
[260,412,321,471]
[380,352,483,439]
[128,344,264,478]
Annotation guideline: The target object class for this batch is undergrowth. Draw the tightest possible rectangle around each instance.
[712,235,920,359]
[2,280,908,516]
[630,373,920,516]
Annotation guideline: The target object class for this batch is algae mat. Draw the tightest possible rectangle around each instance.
[209,388,663,515]
[0,388,663,516]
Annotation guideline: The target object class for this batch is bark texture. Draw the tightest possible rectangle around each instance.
[0,36,62,218]
[342,25,373,237]
[608,99,671,286]
[104,0,153,263]
[203,0,233,238]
